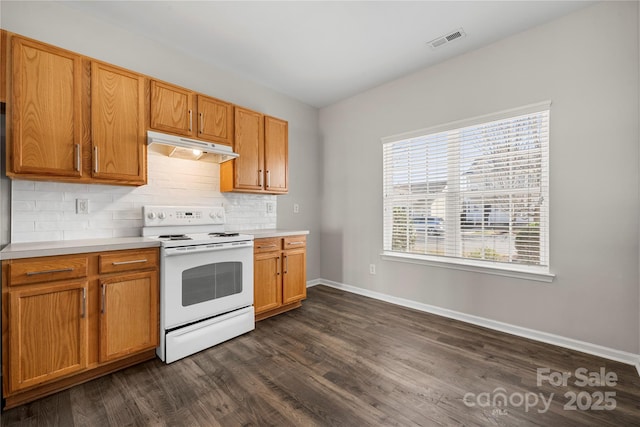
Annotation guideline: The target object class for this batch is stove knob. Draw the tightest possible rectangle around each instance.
[158,212,167,220]
[147,212,157,220]
[216,211,224,220]
[209,211,216,219]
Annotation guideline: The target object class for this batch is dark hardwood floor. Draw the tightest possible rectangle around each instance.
[3,285,640,426]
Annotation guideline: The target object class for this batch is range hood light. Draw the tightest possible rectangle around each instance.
[147,130,239,163]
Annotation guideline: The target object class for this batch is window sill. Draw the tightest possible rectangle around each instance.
[380,251,555,283]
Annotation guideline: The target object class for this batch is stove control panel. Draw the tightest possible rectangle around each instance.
[143,205,226,226]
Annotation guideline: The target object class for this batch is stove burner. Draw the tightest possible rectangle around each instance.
[209,232,240,237]
[158,234,192,241]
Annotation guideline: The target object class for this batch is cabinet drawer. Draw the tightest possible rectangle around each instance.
[254,238,282,254]
[284,235,306,249]
[8,256,89,286]
[99,249,158,274]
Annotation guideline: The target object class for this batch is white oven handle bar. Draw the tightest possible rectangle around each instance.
[162,241,253,256]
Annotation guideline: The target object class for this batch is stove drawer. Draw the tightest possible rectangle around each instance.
[99,249,159,274]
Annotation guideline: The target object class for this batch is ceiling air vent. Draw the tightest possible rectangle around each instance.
[428,28,466,49]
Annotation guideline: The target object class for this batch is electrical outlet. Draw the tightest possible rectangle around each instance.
[293,203,300,214]
[76,199,89,214]
[266,201,275,214]
[369,264,376,275]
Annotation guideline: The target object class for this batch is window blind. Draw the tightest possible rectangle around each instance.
[383,104,550,270]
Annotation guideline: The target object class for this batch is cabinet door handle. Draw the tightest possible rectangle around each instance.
[199,112,204,134]
[276,256,280,275]
[259,170,264,187]
[266,170,271,188]
[284,255,288,274]
[75,144,81,172]
[81,287,86,318]
[93,146,99,173]
[112,259,148,266]
[188,109,193,132]
[26,267,74,276]
[101,284,106,314]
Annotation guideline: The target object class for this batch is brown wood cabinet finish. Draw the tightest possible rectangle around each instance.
[264,116,288,193]
[6,33,147,186]
[1,248,159,409]
[221,108,289,194]
[91,61,146,184]
[253,235,306,321]
[149,80,234,146]
[8,281,89,392]
[9,36,83,178]
[99,271,159,363]
[149,80,193,137]
[197,94,234,145]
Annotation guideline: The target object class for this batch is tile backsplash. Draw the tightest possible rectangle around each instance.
[11,150,276,243]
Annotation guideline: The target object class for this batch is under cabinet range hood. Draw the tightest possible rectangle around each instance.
[147,131,239,163]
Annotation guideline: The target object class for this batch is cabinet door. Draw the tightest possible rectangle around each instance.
[264,116,288,193]
[149,80,194,137]
[99,271,159,362]
[233,107,264,191]
[9,281,88,392]
[91,62,146,184]
[282,248,306,305]
[254,251,282,314]
[11,37,83,177]
[197,95,233,145]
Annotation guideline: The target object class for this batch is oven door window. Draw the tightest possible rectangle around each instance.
[182,262,243,307]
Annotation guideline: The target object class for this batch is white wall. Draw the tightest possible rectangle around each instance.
[319,1,640,353]
[0,1,322,278]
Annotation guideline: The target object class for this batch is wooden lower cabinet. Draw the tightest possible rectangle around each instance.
[254,235,307,321]
[1,248,159,410]
[99,271,158,363]
[8,281,89,392]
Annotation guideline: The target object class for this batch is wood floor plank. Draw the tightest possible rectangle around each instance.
[2,285,640,426]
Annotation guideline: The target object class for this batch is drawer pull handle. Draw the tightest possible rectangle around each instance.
[26,267,74,276]
[81,288,86,318]
[258,244,277,249]
[287,241,305,246]
[112,259,148,266]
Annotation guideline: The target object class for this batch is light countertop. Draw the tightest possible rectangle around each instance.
[236,229,309,239]
[0,237,161,260]
[0,230,309,260]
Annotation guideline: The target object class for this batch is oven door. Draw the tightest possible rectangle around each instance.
[161,241,253,329]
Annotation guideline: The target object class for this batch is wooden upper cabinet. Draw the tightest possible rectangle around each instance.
[149,80,194,137]
[91,62,146,184]
[10,36,83,178]
[197,95,233,145]
[232,106,265,191]
[221,108,288,195]
[264,116,288,193]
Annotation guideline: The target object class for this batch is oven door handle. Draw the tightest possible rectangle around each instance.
[163,241,253,256]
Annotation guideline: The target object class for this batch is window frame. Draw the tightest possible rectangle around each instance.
[381,102,554,282]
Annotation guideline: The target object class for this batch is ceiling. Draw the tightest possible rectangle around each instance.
[63,1,594,108]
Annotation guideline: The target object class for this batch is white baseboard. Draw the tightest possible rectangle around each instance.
[307,278,640,371]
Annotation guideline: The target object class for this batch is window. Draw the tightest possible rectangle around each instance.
[382,102,550,277]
